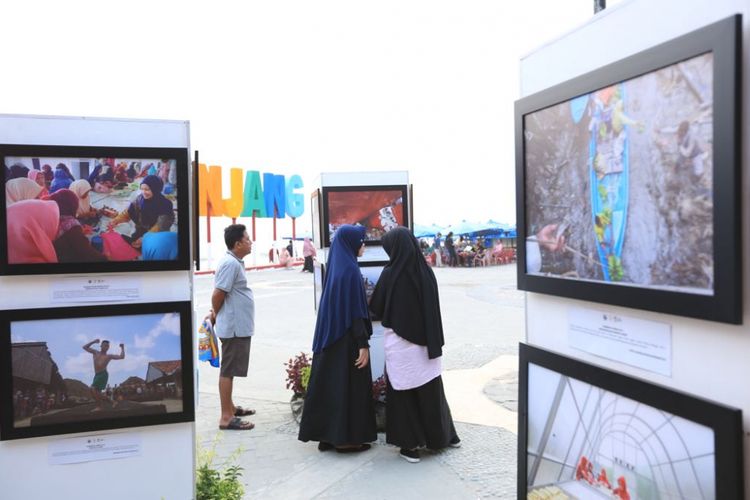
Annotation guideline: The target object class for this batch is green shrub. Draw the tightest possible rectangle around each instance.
[196,435,245,500]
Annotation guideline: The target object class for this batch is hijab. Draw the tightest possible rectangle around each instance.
[69,179,93,217]
[7,199,59,263]
[47,189,81,237]
[303,237,316,257]
[128,175,173,228]
[6,178,43,206]
[8,164,30,180]
[370,226,445,359]
[311,225,371,353]
[50,168,73,193]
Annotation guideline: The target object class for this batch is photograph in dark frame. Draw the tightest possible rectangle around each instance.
[518,343,744,500]
[322,185,409,247]
[515,15,741,323]
[359,261,386,320]
[1,144,191,275]
[0,302,195,440]
[310,189,322,249]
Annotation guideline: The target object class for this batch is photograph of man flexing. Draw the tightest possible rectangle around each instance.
[83,339,125,412]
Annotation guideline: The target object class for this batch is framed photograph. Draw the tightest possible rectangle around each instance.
[515,15,741,323]
[310,189,322,249]
[313,262,325,313]
[321,185,409,247]
[0,302,195,440]
[359,261,386,320]
[519,343,743,500]
[1,144,191,275]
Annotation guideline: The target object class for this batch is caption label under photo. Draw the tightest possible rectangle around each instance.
[48,433,142,465]
[568,307,672,376]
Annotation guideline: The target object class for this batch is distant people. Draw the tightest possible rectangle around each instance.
[299,225,376,453]
[370,227,459,463]
[141,214,179,260]
[597,467,612,489]
[48,189,107,263]
[612,476,630,500]
[82,339,125,412]
[108,175,174,249]
[302,237,316,273]
[7,199,59,264]
[27,170,49,198]
[49,163,74,193]
[445,232,457,267]
[211,224,256,431]
[433,232,443,267]
[279,246,293,268]
[5,177,43,206]
[286,240,294,258]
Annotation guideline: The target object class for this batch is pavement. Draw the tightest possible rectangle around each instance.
[194,263,523,499]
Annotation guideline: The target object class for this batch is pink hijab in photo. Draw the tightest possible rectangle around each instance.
[7,199,60,264]
[27,170,49,197]
[5,178,43,206]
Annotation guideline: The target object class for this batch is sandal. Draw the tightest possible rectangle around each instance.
[234,406,256,417]
[219,417,255,431]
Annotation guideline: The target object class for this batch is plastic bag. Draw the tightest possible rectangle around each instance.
[198,317,220,368]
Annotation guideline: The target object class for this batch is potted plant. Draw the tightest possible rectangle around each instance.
[284,352,311,423]
[372,374,387,432]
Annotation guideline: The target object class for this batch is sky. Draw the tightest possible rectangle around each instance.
[11,312,182,386]
[0,1,627,251]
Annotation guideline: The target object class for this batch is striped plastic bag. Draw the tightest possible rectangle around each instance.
[198,317,220,368]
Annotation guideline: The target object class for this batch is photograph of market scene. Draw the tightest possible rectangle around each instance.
[4,155,179,264]
[524,52,714,294]
[526,363,715,500]
[10,312,184,428]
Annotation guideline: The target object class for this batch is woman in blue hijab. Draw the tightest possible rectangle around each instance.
[298,224,376,452]
[49,164,74,193]
[107,175,174,250]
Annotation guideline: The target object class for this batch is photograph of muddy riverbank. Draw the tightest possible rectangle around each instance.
[523,52,714,295]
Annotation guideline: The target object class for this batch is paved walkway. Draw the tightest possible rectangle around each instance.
[194,264,522,499]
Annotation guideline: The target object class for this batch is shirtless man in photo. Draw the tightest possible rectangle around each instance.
[82,339,125,412]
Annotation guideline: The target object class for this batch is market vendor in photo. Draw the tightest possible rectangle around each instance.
[108,174,175,250]
[3,153,182,265]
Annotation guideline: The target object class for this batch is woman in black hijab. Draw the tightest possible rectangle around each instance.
[370,226,460,463]
[298,224,377,452]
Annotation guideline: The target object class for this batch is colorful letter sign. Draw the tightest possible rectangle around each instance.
[198,164,304,219]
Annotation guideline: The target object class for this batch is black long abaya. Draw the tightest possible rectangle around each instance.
[370,227,459,450]
[298,318,377,445]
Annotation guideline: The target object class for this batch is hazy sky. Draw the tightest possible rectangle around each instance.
[12,313,182,386]
[1,1,604,231]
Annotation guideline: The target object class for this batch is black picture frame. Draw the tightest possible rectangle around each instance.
[321,185,410,247]
[313,262,325,313]
[518,343,743,500]
[359,261,387,320]
[0,301,195,440]
[1,144,191,275]
[310,189,322,249]
[515,15,741,323]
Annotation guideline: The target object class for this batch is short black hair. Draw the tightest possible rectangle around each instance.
[101,340,110,345]
[224,224,247,250]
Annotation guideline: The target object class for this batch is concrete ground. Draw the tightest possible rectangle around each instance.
[194,263,523,499]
